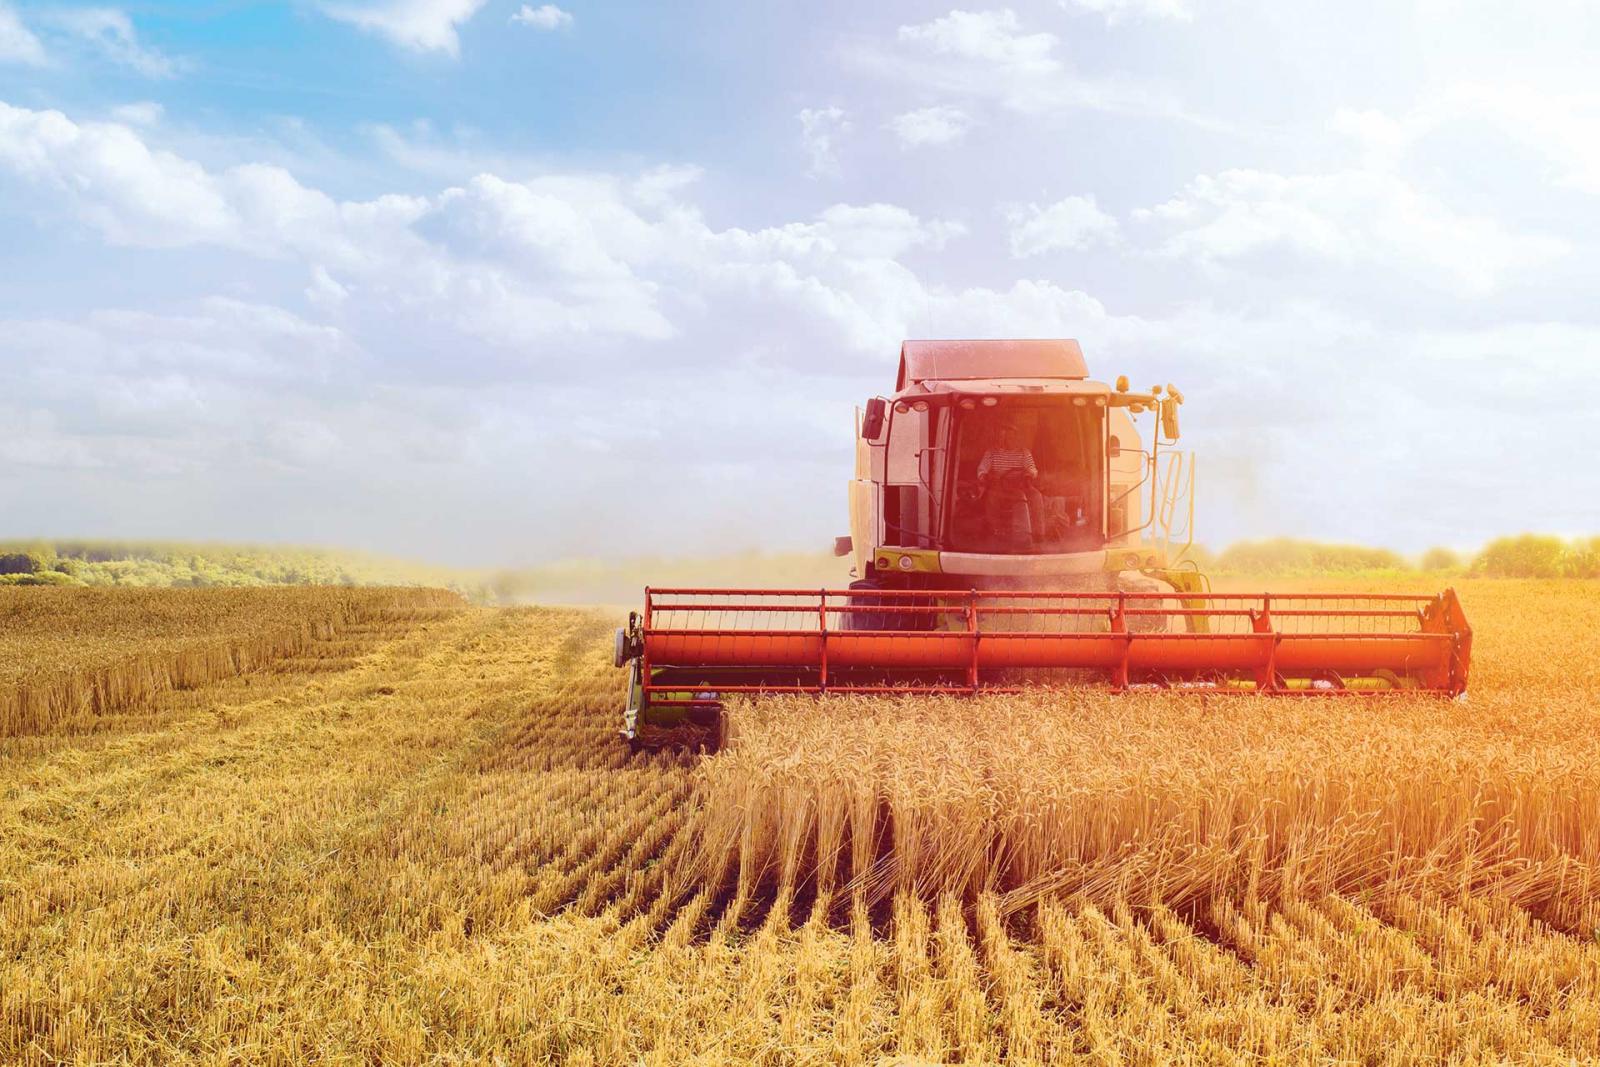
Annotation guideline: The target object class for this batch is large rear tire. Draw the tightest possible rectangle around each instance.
[842,577,937,631]
[843,577,887,631]
[1117,571,1184,634]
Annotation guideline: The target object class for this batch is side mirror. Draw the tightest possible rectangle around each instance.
[1160,395,1181,441]
[861,397,887,440]
[833,536,853,557]
[1107,435,1122,458]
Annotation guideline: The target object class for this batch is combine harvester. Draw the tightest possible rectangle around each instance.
[614,340,1471,746]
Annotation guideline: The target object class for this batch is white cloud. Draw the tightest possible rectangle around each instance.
[630,164,703,208]
[0,103,237,246]
[0,297,532,511]
[323,0,488,57]
[509,4,572,30]
[1060,0,1193,23]
[0,105,608,341]
[790,202,966,259]
[306,265,349,308]
[109,101,163,126]
[1006,195,1119,256]
[364,121,540,181]
[887,105,971,148]
[0,101,980,356]
[898,9,1056,74]
[422,172,678,341]
[1334,84,1600,197]
[51,8,177,78]
[859,8,1213,126]
[798,106,849,179]
[0,2,44,66]
[1136,168,1567,295]
[0,283,1265,486]
[0,297,359,470]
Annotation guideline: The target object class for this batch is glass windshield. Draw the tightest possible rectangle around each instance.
[944,400,1102,554]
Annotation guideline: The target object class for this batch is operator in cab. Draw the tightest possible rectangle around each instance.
[976,421,1046,548]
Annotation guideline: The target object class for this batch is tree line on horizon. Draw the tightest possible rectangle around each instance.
[1,534,1596,598]
[1193,533,1600,579]
[0,541,475,594]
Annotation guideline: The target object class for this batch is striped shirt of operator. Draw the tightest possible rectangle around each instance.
[977,448,1038,482]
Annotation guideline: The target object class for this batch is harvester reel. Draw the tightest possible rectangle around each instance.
[618,586,1472,734]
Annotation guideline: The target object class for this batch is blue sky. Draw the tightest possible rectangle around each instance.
[2,0,1598,565]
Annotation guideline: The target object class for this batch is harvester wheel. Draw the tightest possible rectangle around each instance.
[844,578,935,632]
[843,578,886,631]
[1118,572,1183,634]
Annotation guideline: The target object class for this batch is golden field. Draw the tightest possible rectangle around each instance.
[0,586,463,740]
[690,580,1600,924]
[3,579,1600,1064]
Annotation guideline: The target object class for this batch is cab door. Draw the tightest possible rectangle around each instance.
[882,402,940,549]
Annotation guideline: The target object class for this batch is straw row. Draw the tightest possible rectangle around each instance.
[0,586,463,736]
[682,687,1600,929]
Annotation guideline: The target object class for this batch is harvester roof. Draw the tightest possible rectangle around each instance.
[896,339,1087,391]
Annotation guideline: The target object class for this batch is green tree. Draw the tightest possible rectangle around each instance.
[1472,534,1567,578]
[1561,537,1600,579]
[1419,546,1462,571]
[0,570,82,586]
[0,552,44,575]
[1216,538,1405,576]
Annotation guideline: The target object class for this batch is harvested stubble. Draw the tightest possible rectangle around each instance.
[0,586,463,736]
[684,580,1600,929]
[5,580,1600,1064]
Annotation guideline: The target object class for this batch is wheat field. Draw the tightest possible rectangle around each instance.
[0,586,464,740]
[4,580,1600,1064]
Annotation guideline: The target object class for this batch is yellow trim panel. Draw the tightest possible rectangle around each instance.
[872,547,943,574]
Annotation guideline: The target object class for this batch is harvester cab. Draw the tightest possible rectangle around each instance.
[614,339,1471,748]
[840,339,1197,601]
